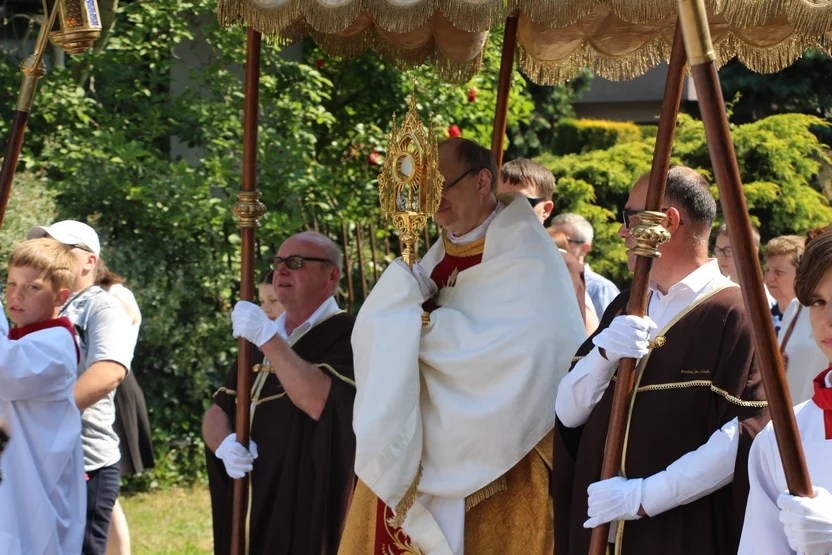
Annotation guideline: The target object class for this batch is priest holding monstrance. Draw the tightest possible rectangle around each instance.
[338,92,585,553]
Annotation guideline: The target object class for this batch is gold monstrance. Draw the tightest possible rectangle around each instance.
[378,84,444,267]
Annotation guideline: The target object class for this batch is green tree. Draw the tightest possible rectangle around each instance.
[539,113,832,288]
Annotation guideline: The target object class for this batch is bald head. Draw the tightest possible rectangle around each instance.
[289,231,343,272]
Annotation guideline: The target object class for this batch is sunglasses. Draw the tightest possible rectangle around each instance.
[70,243,95,253]
[444,168,477,191]
[621,208,683,230]
[270,255,333,271]
[527,197,546,208]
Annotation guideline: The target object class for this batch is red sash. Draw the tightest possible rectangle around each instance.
[812,367,832,440]
[8,317,80,363]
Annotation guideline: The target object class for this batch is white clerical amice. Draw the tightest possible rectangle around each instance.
[351,194,586,553]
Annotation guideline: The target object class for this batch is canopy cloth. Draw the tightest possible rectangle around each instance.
[217,0,832,84]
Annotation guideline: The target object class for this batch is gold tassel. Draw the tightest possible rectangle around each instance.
[465,475,508,512]
[391,464,423,528]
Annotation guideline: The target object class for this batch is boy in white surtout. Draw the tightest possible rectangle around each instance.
[739,228,832,555]
[0,238,85,554]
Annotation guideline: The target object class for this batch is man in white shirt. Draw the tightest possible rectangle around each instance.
[550,212,621,317]
[552,166,770,555]
[203,231,356,555]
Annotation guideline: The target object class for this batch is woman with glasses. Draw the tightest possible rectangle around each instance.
[739,228,832,555]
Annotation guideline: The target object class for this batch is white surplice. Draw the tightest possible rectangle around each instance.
[351,195,586,554]
[738,370,832,554]
[0,327,85,555]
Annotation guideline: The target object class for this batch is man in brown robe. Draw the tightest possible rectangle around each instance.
[553,166,770,555]
[202,231,356,555]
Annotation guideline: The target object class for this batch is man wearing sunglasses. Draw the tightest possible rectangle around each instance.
[204,231,356,555]
[553,166,769,555]
[340,138,585,554]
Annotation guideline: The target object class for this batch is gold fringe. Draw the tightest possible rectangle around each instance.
[391,464,423,528]
[300,0,364,35]
[788,0,832,39]
[718,0,783,30]
[465,475,508,512]
[431,44,484,84]
[609,0,677,26]
[437,0,506,33]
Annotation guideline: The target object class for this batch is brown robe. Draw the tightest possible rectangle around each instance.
[206,312,357,555]
[552,288,770,555]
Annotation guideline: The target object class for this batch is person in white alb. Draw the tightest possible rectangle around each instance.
[0,239,85,554]
[739,228,832,555]
[27,220,134,555]
[552,166,770,555]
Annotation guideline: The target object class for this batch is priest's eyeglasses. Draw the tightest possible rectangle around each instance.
[621,208,683,230]
[714,246,733,258]
[270,255,333,270]
[444,168,477,191]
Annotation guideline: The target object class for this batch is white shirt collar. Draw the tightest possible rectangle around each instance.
[275,296,341,342]
[650,259,725,299]
[446,202,504,245]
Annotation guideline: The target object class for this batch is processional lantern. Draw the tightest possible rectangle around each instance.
[49,0,103,55]
[377,82,444,268]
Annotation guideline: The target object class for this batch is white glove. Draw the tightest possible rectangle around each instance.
[778,486,832,555]
[232,300,279,347]
[584,476,644,529]
[214,433,259,479]
[592,315,657,363]
[0,300,8,337]
[395,259,438,301]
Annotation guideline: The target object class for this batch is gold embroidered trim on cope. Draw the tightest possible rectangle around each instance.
[315,363,356,387]
[465,475,508,512]
[442,234,485,258]
[648,336,666,349]
[571,356,585,364]
[391,464,423,528]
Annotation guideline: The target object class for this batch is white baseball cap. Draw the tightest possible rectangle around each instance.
[27,220,101,256]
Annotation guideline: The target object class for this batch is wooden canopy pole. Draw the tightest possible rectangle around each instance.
[587,22,688,555]
[678,0,812,496]
[490,16,518,170]
[229,27,266,555]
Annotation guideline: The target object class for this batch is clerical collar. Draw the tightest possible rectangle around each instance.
[446,202,504,245]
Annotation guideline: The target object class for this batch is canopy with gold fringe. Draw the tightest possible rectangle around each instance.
[217,0,832,84]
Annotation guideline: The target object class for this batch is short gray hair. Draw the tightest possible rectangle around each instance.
[551,213,594,244]
[291,231,343,272]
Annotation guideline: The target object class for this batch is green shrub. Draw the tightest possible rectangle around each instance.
[551,118,642,156]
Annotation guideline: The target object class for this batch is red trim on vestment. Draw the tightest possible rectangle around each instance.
[812,367,832,440]
[8,316,80,363]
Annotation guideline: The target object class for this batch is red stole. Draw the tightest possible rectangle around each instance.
[813,367,832,440]
[8,317,80,363]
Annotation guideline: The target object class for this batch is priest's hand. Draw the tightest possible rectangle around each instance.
[395,259,438,301]
[232,300,280,347]
[583,476,645,528]
[215,433,259,479]
[778,486,832,555]
[592,315,657,363]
